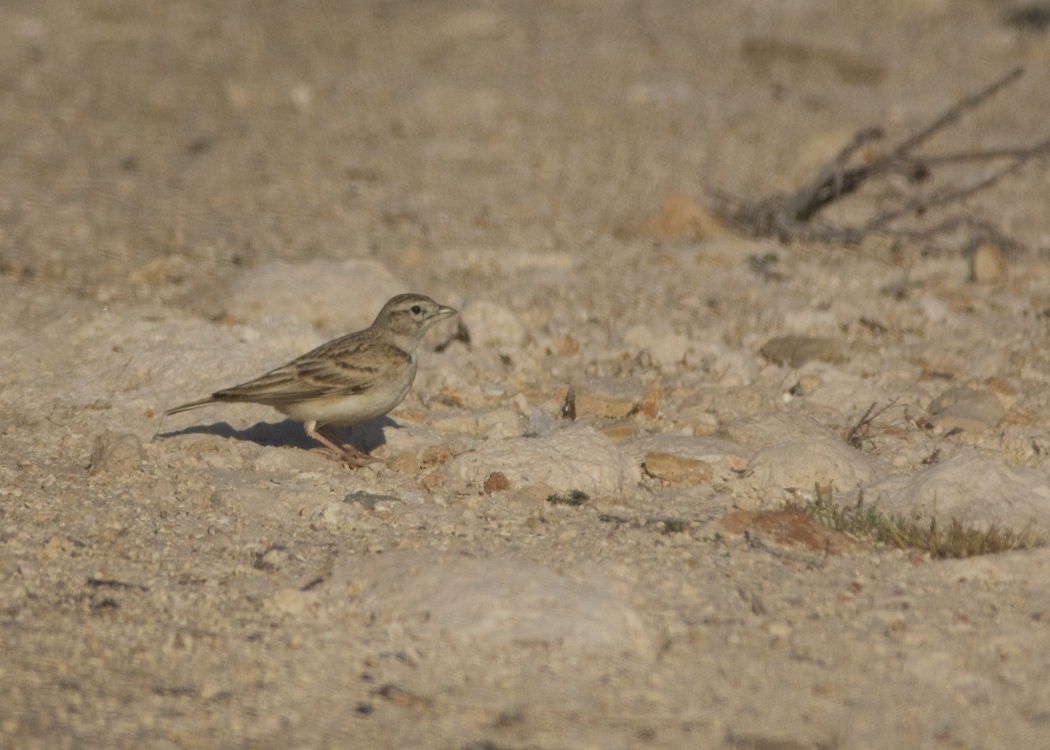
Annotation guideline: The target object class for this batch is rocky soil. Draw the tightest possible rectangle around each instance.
[4,1,1050,748]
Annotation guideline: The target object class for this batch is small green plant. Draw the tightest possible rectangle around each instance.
[663,518,686,534]
[547,490,590,506]
[803,484,1045,558]
[806,486,884,538]
[747,253,786,281]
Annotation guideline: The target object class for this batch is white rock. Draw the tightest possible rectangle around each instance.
[267,588,313,616]
[649,332,690,370]
[623,324,690,371]
[623,324,656,351]
[970,243,1007,284]
[918,295,953,325]
[566,378,648,419]
[720,410,842,449]
[445,424,639,494]
[460,300,527,348]
[866,450,1050,530]
[721,410,888,492]
[747,437,885,493]
[475,407,528,439]
[710,349,761,387]
[927,386,1005,431]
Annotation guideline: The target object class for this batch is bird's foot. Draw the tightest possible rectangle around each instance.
[309,426,377,467]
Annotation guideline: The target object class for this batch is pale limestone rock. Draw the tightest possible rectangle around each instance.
[460,300,527,348]
[867,450,1050,530]
[927,387,1005,432]
[648,332,690,370]
[721,410,887,491]
[445,424,639,494]
[720,410,842,449]
[711,349,761,387]
[747,437,884,493]
[759,335,846,368]
[644,452,713,484]
[267,588,312,617]
[623,324,690,370]
[970,243,1007,284]
[566,378,648,419]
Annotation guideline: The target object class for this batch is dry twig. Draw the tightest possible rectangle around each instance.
[846,399,898,450]
[714,68,1050,247]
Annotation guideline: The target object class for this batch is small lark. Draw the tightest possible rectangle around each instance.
[165,293,457,463]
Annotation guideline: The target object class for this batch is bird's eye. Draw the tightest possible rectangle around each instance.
[411,305,423,315]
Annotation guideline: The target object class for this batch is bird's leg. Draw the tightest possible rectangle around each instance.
[305,422,375,466]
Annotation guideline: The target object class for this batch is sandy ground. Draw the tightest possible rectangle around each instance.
[4,1,1050,748]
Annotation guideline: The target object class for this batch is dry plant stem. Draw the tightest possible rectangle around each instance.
[864,138,1050,234]
[718,67,1050,246]
[889,67,1023,157]
[786,126,885,223]
[846,398,897,450]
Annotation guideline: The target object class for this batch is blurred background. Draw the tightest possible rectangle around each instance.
[2,0,1048,310]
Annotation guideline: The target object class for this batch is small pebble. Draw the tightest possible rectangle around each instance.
[484,471,510,493]
[643,452,713,484]
[759,335,846,367]
[970,243,1007,284]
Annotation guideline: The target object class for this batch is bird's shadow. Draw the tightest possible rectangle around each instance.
[157,416,396,454]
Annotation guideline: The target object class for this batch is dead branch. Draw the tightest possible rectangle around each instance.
[714,67,1050,248]
[846,399,898,450]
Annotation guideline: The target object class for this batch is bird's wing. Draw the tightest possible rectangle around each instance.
[211,340,411,406]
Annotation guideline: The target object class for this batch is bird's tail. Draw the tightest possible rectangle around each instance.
[164,397,217,416]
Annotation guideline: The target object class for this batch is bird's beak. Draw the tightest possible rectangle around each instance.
[433,305,458,321]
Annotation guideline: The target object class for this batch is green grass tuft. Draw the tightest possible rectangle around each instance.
[662,518,686,534]
[547,489,590,506]
[806,485,883,538]
[803,484,1045,558]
